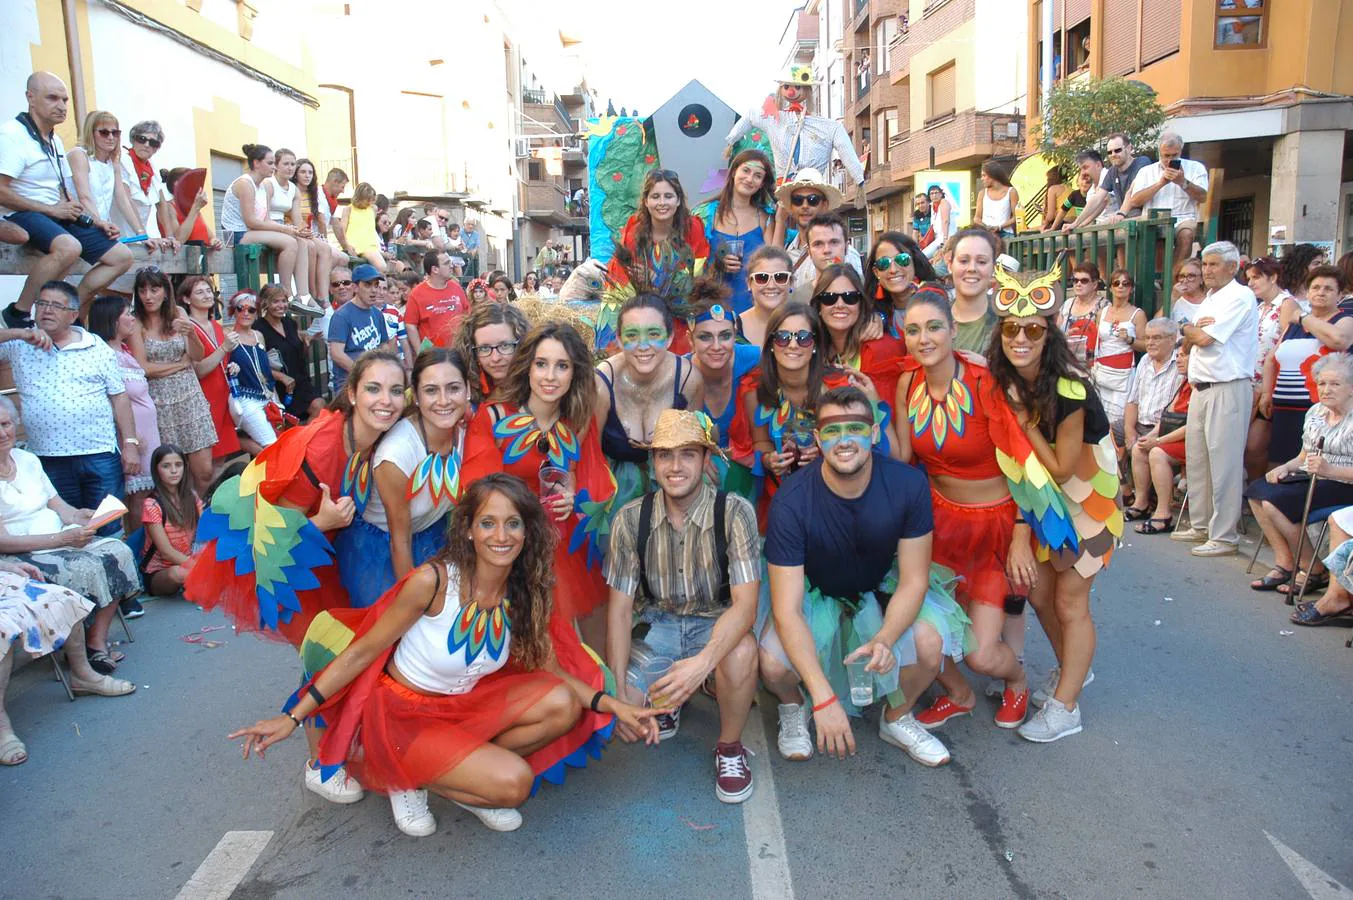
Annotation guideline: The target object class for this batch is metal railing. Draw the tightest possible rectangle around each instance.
[1004,211,1177,317]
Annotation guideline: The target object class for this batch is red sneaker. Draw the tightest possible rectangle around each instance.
[914,695,975,729]
[714,741,753,804]
[994,687,1029,729]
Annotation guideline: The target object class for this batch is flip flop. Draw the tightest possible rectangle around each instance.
[1290,602,1353,626]
[1136,517,1173,535]
[0,731,27,766]
[1250,566,1293,591]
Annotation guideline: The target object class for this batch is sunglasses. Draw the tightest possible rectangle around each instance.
[750,271,792,285]
[771,329,816,348]
[234,305,258,313]
[1111,279,1133,287]
[873,252,912,272]
[791,194,825,207]
[96,128,121,138]
[1000,321,1048,341]
[475,340,519,358]
[1071,277,1093,285]
[330,279,353,287]
[134,135,162,149]
[815,290,863,307]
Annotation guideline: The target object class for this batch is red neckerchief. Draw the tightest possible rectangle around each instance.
[127,148,155,193]
[322,186,339,214]
[786,102,804,113]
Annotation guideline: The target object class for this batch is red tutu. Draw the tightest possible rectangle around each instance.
[930,490,1023,610]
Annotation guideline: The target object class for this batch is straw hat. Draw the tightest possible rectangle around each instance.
[773,168,844,210]
[776,64,816,86]
[648,409,725,458]
[515,295,597,352]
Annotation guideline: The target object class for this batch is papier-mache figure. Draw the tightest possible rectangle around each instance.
[725,64,865,188]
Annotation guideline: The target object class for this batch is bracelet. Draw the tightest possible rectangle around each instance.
[285,712,301,728]
[811,694,839,713]
[122,437,140,445]
[589,690,606,713]
[306,684,326,706]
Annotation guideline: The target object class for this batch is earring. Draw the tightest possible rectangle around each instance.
[875,284,885,301]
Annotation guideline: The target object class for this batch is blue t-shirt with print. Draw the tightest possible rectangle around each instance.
[327,301,390,392]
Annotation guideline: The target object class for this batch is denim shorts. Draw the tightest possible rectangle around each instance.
[5,210,118,264]
[640,609,717,661]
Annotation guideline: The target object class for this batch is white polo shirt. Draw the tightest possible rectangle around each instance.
[0,118,71,216]
[1128,159,1209,221]
[1188,279,1258,385]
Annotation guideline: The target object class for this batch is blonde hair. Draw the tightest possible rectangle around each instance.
[78,110,119,154]
[351,182,377,209]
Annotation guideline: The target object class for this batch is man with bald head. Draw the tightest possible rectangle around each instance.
[0,72,132,326]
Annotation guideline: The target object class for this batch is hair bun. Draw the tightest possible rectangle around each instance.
[242,143,258,156]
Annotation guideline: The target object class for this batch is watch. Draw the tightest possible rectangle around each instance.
[122,437,140,445]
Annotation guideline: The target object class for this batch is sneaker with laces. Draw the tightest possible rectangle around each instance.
[1191,540,1237,557]
[1031,667,1095,707]
[776,703,813,761]
[879,712,951,766]
[1170,526,1207,543]
[1018,697,1082,743]
[453,801,522,832]
[2,303,33,330]
[714,741,754,804]
[994,687,1029,729]
[389,789,436,837]
[915,695,974,729]
[120,597,145,619]
[304,761,365,804]
[655,707,681,741]
[288,296,323,317]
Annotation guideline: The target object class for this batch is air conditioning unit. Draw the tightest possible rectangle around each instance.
[514,137,532,158]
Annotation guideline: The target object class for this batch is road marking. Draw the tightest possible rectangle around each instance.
[176,830,274,900]
[741,711,796,900]
[1266,831,1353,900]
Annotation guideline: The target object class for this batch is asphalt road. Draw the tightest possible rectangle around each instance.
[3,528,1351,900]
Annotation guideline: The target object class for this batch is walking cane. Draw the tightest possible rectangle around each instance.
[1286,436,1325,607]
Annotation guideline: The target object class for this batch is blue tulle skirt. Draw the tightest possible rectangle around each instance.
[334,517,448,610]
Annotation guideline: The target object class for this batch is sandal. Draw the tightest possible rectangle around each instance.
[106,648,125,664]
[1290,601,1353,626]
[1123,506,1152,521]
[0,731,27,766]
[1250,566,1293,591]
[1135,517,1173,535]
[86,648,117,676]
[1276,570,1329,596]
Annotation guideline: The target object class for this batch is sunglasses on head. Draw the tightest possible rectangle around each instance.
[873,252,912,272]
[750,271,792,285]
[791,193,824,207]
[134,135,162,149]
[815,290,863,307]
[96,128,121,138]
[771,329,816,348]
[1000,321,1048,341]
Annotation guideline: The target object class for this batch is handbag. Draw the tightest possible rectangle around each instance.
[1157,408,1187,434]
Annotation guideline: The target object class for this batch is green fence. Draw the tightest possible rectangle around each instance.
[1005,210,1177,317]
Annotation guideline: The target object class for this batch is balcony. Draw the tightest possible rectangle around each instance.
[888,109,1025,182]
[522,89,573,134]
[521,179,571,226]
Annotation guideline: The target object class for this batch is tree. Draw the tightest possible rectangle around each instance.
[1042,77,1165,172]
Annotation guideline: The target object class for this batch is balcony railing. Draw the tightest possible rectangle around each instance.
[522,88,547,105]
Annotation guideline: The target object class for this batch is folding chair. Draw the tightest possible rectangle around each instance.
[49,654,74,702]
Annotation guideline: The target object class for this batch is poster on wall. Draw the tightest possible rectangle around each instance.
[913,169,973,230]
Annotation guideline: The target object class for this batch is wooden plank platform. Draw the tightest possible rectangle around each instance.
[0,242,236,277]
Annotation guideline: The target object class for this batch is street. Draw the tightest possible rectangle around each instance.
[3,530,1351,900]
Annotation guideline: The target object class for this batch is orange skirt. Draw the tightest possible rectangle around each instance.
[930,490,1021,610]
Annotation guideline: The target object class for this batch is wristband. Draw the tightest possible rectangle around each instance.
[812,694,839,713]
[285,712,301,728]
[589,690,606,713]
[306,684,326,706]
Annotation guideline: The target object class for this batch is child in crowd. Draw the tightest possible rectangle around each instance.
[141,445,204,596]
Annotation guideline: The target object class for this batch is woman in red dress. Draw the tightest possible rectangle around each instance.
[462,322,615,644]
[187,351,407,800]
[181,275,243,464]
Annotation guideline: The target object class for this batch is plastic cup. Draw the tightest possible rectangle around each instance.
[847,659,874,707]
[1067,334,1089,364]
[723,239,745,259]
[538,466,572,500]
[641,656,675,709]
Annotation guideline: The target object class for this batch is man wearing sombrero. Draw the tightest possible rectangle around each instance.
[725,64,865,188]
[604,409,763,803]
[774,169,864,304]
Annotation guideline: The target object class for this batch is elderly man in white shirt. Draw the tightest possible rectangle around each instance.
[1174,241,1258,556]
[1129,132,1209,266]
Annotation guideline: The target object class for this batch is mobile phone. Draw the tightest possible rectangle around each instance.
[1167,159,1182,170]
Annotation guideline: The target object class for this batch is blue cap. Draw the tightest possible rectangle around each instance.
[351,263,381,283]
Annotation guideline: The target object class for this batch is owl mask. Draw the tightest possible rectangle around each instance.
[992,254,1065,318]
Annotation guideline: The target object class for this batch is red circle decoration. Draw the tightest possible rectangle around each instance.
[616,125,628,136]
[752,132,762,142]
[644,155,656,164]
[612,172,623,182]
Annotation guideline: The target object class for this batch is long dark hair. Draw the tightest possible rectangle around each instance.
[440,473,555,669]
[87,295,126,342]
[631,169,693,273]
[864,231,937,306]
[327,349,406,414]
[494,322,595,430]
[133,267,175,333]
[294,158,321,229]
[757,302,825,410]
[985,315,1091,438]
[1280,244,1327,293]
[455,302,531,404]
[149,444,200,533]
[714,149,775,228]
[811,263,874,365]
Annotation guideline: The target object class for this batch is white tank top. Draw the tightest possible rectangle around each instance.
[266,175,295,223]
[219,175,269,233]
[980,187,1013,230]
[391,564,512,695]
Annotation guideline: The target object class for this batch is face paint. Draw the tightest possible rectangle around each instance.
[620,325,668,351]
[816,418,873,452]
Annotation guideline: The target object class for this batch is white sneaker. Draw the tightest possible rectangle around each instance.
[655,707,681,742]
[1191,540,1238,557]
[1170,526,1207,543]
[879,712,951,766]
[1018,698,1083,743]
[390,790,436,837]
[453,801,523,832]
[1031,667,1095,707]
[304,762,365,804]
[776,703,813,761]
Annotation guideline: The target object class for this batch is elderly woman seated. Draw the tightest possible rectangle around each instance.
[1,560,134,765]
[1292,506,1353,625]
[0,398,142,674]
[1125,342,1193,535]
[1124,318,1185,522]
[1246,352,1353,593]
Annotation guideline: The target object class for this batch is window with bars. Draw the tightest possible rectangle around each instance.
[1215,0,1265,48]
[926,63,956,124]
[1219,196,1255,257]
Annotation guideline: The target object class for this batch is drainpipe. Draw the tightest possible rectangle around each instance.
[1040,0,1053,146]
[61,0,88,125]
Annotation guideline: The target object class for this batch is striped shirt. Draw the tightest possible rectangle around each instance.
[604,482,760,618]
[1127,353,1183,427]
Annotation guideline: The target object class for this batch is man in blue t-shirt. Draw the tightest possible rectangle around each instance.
[327,263,393,394]
[760,386,956,767]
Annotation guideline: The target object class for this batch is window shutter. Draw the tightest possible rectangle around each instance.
[1139,0,1180,65]
[1065,0,1089,26]
[1102,0,1139,76]
[928,64,956,119]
